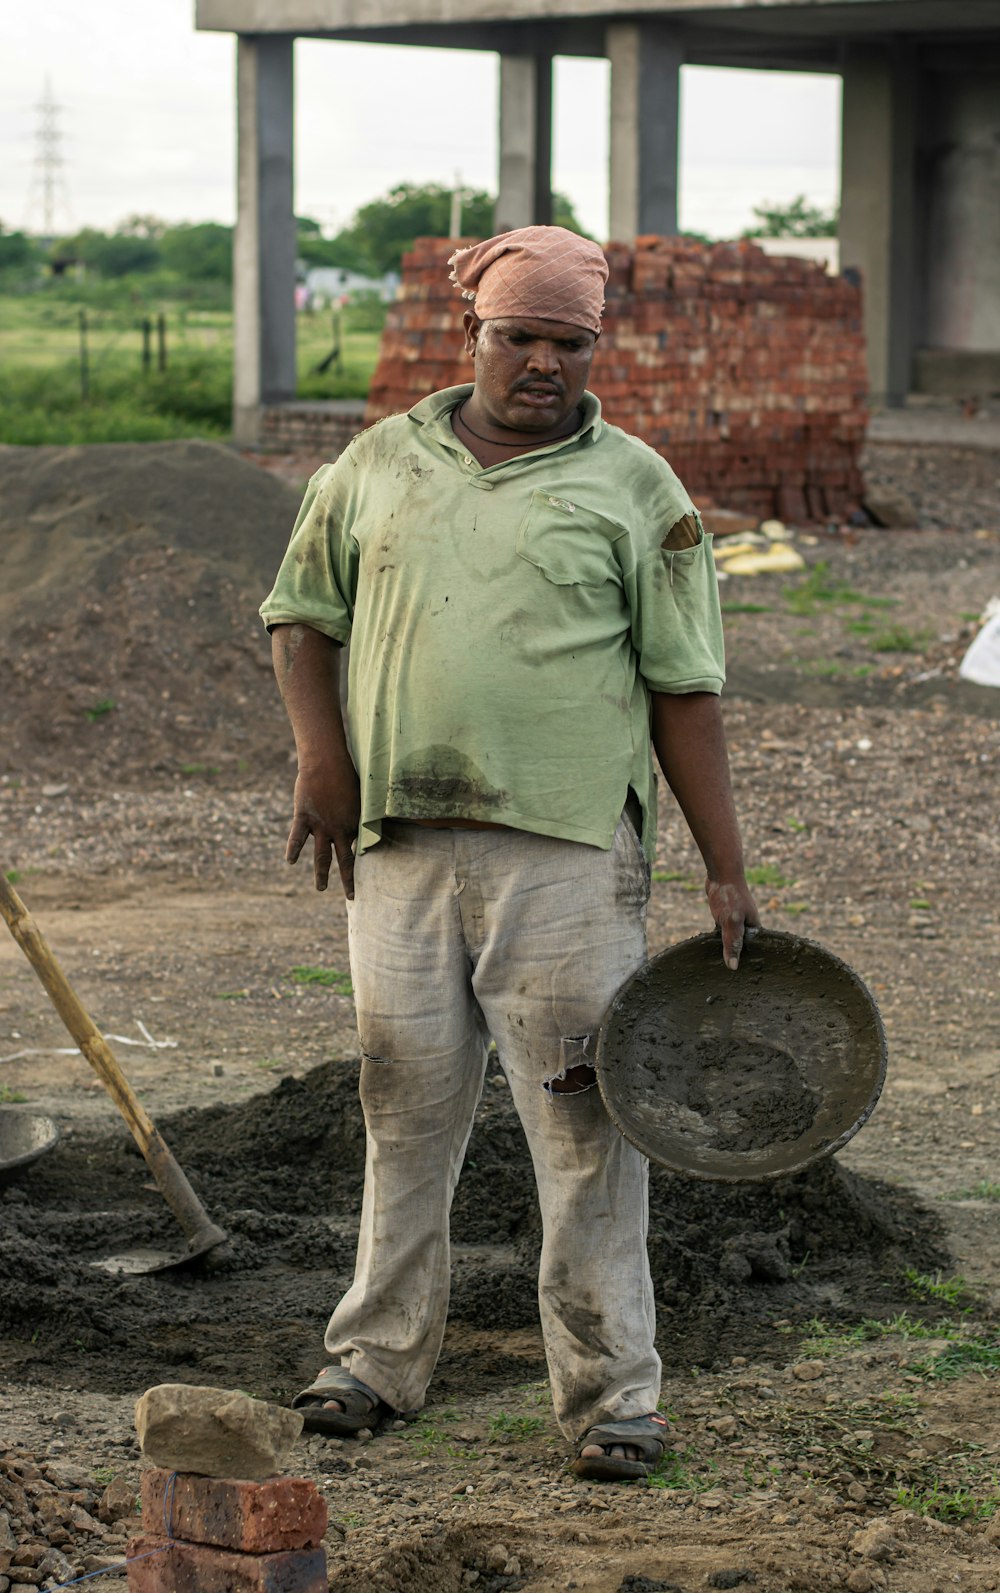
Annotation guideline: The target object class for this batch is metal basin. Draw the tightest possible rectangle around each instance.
[596,928,887,1182]
[0,1108,60,1183]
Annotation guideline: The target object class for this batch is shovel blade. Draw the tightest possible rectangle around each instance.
[92,1224,229,1276]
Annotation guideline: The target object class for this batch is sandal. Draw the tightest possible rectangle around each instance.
[571,1412,670,1481]
[291,1366,387,1437]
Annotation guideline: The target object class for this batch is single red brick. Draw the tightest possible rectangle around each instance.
[126,1533,327,1593]
[140,1471,326,1554]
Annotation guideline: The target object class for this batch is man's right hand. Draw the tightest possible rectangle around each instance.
[285,762,361,898]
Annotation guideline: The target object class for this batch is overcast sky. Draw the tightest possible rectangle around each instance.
[2,0,842,242]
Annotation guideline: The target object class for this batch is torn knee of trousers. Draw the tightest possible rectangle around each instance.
[544,1034,598,1097]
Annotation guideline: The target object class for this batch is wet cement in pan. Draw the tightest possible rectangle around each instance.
[0,1060,943,1398]
[660,1038,819,1153]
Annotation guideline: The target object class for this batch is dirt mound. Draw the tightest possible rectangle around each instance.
[0,1061,947,1397]
[0,441,303,782]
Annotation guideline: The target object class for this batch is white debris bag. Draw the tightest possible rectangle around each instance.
[959,598,1000,687]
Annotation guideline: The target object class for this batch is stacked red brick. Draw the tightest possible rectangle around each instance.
[365,235,867,522]
[127,1470,327,1592]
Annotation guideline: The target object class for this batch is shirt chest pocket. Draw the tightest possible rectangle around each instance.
[515,490,629,588]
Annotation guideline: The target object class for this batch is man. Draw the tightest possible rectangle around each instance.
[261,225,759,1482]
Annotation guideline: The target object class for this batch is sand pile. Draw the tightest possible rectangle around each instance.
[0,441,304,782]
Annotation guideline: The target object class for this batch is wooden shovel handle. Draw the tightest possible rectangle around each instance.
[0,870,225,1250]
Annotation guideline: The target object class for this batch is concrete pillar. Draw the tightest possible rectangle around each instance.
[233,34,296,447]
[839,44,917,407]
[922,70,1000,351]
[495,53,553,233]
[607,21,681,241]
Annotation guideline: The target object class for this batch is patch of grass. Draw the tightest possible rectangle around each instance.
[488,1412,545,1440]
[289,965,353,995]
[651,869,687,883]
[4,869,21,884]
[803,658,844,677]
[216,988,249,1001]
[944,1181,1000,1202]
[846,618,876,634]
[91,1467,117,1487]
[648,1445,719,1492]
[799,1313,946,1356]
[894,1481,1000,1522]
[178,762,220,777]
[783,561,869,616]
[961,611,982,623]
[910,1340,1000,1382]
[0,1085,28,1104]
[852,664,875,678]
[786,817,808,833]
[253,1058,287,1071]
[869,625,932,654]
[904,1270,974,1308]
[782,901,811,915]
[745,864,789,889]
[84,698,116,721]
[909,897,932,910]
[722,602,771,614]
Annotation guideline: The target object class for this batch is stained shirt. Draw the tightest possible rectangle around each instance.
[260,384,725,859]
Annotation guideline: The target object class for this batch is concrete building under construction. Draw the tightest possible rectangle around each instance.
[195,0,1000,444]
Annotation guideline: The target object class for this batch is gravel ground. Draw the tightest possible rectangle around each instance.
[0,437,999,1593]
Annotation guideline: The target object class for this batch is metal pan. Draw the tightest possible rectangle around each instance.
[596,928,887,1182]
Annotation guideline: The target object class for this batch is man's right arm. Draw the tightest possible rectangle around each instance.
[271,623,360,898]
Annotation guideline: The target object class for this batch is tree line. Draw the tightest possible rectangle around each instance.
[0,186,836,290]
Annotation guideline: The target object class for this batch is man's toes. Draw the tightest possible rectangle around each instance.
[322,1399,346,1413]
[579,1443,640,1461]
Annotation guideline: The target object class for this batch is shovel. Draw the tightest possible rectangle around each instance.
[0,871,229,1275]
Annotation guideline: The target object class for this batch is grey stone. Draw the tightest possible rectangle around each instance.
[862,487,919,529]
[134,1383,304,1480]
[0,1512,16,1553]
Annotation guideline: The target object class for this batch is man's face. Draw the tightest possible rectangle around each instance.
[464,313,598,433]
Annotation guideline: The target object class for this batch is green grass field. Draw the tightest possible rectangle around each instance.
[0,288,382,446]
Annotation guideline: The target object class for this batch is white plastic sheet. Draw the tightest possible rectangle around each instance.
[959,599,1000,688]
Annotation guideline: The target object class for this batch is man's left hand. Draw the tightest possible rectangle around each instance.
[705,876,761,972]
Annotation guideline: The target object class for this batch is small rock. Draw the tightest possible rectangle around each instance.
[846,1572,878,1593]
[41,784,69,798]
[851,1519,896,1561]
[847,1482,867,1503]
[135,1384,303,1480]
[0,1515,16,1553]
[485,1545,511,1572]
[708,1416,739,1439]
[355,1428,374,1441]
[700,1492,727,1510]
[708,1574,756,1590]
[97,1476,137,1524]
[391,1420,407,1431]
[36,1550,74,1583]
[791,1361,825,1382]
[81,1554,123,1574]
[503,1559,521,1578]
[863,487,918,529]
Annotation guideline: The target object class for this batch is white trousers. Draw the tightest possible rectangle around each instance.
[325,815,661,1440]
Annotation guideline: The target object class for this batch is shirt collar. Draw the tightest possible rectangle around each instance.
[408,384,604,450]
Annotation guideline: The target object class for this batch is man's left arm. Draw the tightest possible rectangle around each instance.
[650,690,760,970]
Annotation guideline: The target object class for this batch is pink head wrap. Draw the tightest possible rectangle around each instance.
[449,225,608,335]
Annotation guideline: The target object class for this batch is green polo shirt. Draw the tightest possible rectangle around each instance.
[260,384,725,859]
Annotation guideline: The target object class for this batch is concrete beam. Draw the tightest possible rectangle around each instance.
[233,34,297,446]
[495,53,553,232]
[839,42,917,407]
[607,21,682,240]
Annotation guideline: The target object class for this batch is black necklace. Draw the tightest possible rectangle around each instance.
[456,401,580,448]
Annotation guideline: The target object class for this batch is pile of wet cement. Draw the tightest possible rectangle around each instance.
[0,1062,946,1394]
